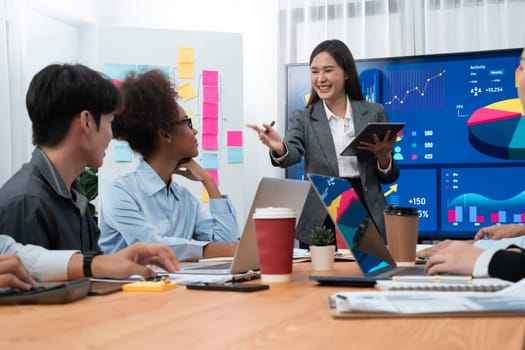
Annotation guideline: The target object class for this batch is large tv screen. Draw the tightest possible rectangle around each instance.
[285,48,524,240]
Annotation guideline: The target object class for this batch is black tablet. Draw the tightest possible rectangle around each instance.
[341,122,405,156]
[0,278,91,305]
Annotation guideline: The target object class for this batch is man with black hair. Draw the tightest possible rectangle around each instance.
[0,63,120,251]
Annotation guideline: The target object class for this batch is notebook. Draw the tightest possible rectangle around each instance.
[307,173,452,286]
[175,177,311,278]
[375,278,513,292]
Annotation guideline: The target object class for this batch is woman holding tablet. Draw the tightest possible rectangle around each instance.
[248,39,399,248]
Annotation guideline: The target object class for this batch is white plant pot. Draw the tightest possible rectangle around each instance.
[310,245,336,271]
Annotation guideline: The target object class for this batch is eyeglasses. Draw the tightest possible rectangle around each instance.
[175,117,193,130]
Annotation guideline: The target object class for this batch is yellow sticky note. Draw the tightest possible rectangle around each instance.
[178,47,194,63]
[178,62,194,79]
[176,82,197,102]
[123,280,177,292]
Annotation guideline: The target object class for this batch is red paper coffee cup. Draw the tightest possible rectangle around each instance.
[253,207,296,282]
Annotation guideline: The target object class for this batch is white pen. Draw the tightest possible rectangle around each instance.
[392,275,473,284]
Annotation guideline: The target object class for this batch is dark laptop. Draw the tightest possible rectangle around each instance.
[307,173,427,286]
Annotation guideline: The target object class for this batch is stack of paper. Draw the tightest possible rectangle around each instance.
[329,278,525,317]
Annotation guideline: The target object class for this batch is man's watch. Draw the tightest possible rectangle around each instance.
[83,251,103,277]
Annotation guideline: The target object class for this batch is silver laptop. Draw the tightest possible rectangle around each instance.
[177,177,311,276]
[307,173,430,286]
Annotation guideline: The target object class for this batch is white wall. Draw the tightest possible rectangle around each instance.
[0,1,12,185]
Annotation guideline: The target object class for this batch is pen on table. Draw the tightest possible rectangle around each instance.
[336,293,348,300]
[264,121,275,134]
[391,275,473,284]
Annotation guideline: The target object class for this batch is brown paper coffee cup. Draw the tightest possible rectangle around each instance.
[384,205,419,266]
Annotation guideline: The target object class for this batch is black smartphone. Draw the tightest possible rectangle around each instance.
[186,283,269,292]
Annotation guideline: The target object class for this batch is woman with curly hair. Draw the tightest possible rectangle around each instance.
[98,70,239,260]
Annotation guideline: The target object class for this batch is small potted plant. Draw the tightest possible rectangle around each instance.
[309,226,336,271]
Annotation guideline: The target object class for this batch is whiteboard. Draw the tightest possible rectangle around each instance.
[96,26,246,228]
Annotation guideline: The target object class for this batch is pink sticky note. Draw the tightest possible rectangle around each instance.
[227,131,243,147]
[207,169,219,185]
[203,86,219,103]
[202,134,218,150]
[202,103,218,119]
[203,118,218,135]
[202,70,218,86]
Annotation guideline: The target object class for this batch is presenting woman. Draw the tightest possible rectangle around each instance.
[248,39,399,247]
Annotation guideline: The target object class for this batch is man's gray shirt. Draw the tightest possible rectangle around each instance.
[0,148,100,252]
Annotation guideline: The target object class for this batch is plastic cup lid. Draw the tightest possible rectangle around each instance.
[252,207,296,219]
[384,205,419,216]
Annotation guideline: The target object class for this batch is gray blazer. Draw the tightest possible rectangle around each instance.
[272,99,400,244]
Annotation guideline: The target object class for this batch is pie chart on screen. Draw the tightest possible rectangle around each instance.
[467,98,525,159]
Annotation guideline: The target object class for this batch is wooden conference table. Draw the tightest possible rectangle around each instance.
[1,261,524,350]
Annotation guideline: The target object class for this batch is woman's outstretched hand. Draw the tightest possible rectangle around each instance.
[247,122,286,157]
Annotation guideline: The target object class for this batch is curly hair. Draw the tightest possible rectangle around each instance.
[112,69,180,158]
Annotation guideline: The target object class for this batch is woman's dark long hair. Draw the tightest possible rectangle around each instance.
[307,39,364,107]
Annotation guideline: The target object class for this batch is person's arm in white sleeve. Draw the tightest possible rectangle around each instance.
[472,249,497,278]
[0,234,77,282]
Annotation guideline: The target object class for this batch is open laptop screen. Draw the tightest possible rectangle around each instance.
[307,173,395,275]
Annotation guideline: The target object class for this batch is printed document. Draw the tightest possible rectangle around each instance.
[330,278,525,317]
